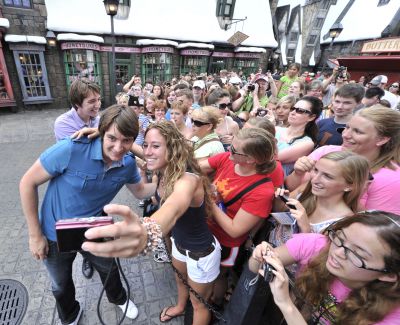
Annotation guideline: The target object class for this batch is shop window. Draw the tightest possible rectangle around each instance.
[290,32,298,42]
[287,49,295,58]
[4,0,31,8]
[141,53,172,83]
[307,35,317,46]
[378,0,390,6]
[180,56,208,75]
[234,59,259,78]
[63,49,102,90]
[115,53,136,92]
[12,49,52,102]
[315,17,324,28]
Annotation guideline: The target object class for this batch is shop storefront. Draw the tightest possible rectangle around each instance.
[178,43,213,75]
[137,40,178,83]
[234,47,266,77]
[337,37,400,83]
[59,39,103,90]
[0,17,15,108]
[210,52,234,74]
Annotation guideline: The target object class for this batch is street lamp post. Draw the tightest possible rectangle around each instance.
[321,22,344,73]
[103,0,119,102]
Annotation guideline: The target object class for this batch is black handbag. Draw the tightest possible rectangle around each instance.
[217,264,284,325]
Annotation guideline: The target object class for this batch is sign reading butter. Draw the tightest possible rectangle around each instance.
[361,37,400,53]
[227,31,249,47]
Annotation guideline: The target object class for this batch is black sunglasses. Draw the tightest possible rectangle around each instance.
[230,145,248,157]
[219,103,232,110]
[192,119,210,127]
[290,106,313,115]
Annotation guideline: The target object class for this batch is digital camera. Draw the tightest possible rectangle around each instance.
[248,84,255,91]
[256,108,268,117]
[337,66,347,78]
[55,216,113,253]
[263,262,276,282]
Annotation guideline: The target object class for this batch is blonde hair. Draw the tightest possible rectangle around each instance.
[299,151,370,214]
[356,105,400,172]
[235,127,276,174]
[277,94,296,108]
[191,106,222,129]
[171,100,188,115]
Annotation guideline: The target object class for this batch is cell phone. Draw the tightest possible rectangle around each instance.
[55,216,114,253]
[279,195,296,210]
[263,262,276,282]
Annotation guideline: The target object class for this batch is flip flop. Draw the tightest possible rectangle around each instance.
[159,306,185,323]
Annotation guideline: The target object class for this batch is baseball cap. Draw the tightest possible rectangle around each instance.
[370,75,388,86]
[193,80,205,89]
[229,76,242,85]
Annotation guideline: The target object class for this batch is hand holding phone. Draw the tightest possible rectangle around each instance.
[279,195,296,210]
[263,262,276,282]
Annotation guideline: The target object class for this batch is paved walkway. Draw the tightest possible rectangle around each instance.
[0,107,182,324]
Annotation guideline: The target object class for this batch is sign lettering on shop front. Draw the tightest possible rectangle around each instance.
[61,42,100,51]
[141,46,174,53]
[181,49,210,56]
[361,37,400,53]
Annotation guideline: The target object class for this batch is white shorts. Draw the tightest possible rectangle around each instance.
[171,237,221,284]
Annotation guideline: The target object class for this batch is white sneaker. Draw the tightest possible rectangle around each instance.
[67,306,83,325]
[118,299,138,319]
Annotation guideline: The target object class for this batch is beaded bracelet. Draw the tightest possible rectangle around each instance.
[141,217,163,255]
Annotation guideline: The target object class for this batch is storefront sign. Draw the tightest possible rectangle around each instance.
[227,31,249,46]
[61,42,101,51]
[235,52,261,59]
[141,46,174,54]
[100,46,141,53]
[361,37,400,53]
[212,52,235,58]
[180,49,210,56]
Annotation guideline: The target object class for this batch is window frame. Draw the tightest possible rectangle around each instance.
[4,0,32,8]
[141,53,173,83]
[11,44,52,103]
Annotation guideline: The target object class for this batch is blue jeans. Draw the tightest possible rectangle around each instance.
[43,240,127,324]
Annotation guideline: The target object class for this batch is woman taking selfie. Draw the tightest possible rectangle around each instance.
[273,151,369,245]
[250,211,400,324]
[275,96,322,176]
[285,105,400,214]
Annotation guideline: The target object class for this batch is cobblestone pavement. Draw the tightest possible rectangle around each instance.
[0,108,183,324]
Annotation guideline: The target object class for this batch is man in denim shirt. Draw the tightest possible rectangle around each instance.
[20,105,155,325]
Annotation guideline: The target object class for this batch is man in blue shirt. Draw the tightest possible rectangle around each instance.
[317,84,364,147]
[20,105,155,325]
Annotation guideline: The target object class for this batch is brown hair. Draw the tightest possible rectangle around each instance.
[144,121,214,219]
[295,211,400,324]
[235,127,276,174]
[69,78,101,109]
[98,104,138,140]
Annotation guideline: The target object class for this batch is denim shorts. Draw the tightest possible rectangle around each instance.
[171,237,221,284]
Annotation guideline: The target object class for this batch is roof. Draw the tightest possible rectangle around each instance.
[45,0,278,48]
[320,0,400,44]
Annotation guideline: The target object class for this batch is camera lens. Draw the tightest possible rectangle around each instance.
[248,84,255,91]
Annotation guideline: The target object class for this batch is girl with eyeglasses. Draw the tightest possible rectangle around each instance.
[286,105,400,215]
[275,96,323,176]
[206,88,239,151]
[249,211,400,324]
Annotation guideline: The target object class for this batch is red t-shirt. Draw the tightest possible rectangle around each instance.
[207,152,282,247]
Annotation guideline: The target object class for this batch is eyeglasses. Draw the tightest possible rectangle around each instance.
[390,84,399,88]
[290,107,313,115]
[192,119,210,127]
[219,103,233,110]
[230,145,248,157]
[327,230,389,273]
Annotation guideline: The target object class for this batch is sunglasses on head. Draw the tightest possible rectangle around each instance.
[290,107,313,115]
[192,119,210,127]
[219,103,232,110]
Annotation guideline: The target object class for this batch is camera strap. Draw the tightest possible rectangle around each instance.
[161,237,227,323]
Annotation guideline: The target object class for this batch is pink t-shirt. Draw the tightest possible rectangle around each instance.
[308,146,400,215]
[286,233,400,324]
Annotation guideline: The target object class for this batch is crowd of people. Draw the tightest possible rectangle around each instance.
[19,64,400,325]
